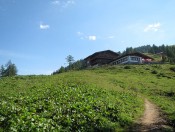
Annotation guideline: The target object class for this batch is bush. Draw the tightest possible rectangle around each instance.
[157,73,165,77]
[170,67,175,72]
[124,66,131,69]
[151,70,158,74]
[145,68,150,70]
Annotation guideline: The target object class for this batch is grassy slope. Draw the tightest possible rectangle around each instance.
[144,53,162,62]
[0,64,175,131]
[0,72,143,131]
[89,64,175,126]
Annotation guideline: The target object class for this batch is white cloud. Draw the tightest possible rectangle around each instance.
[40,24,50,30]
[77,32,115,41]
[51,0,75,8]
[51,0,60,5]
[77,32,96,41]
[144,22,161,32]
[63,0,75,8]
[67,0,75,4]
[77,32,85,40]
[77,31,84,36]
[88,36,96,41]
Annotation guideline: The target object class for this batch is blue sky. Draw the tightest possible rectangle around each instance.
[0,0,175,75]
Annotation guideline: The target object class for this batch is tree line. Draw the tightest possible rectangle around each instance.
[52,55,87,75]
[123,44,175,63]
[53,44,175,75]
[0,60,18,77]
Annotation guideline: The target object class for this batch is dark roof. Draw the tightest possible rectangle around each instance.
[84,50,119,60]
[115,52,154,60]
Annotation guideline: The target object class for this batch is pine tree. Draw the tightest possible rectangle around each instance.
[0,65,5,77]
[5,64,18,77]
[66,55,75,65]
[0,60,18,77]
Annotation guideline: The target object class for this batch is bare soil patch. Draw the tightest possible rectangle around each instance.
[131,99,173,132]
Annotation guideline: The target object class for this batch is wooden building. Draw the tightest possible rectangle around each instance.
[84,50,119,67]
[111,52,154,65]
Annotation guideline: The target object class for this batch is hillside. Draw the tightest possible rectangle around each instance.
[0,64,175,131]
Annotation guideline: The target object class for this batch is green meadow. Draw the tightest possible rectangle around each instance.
[0,64,175,131]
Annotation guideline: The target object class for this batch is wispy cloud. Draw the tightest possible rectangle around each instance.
[40,23,50,30]
[77,32,97,41]
[77,31,84,36]
[51,0,75,8]
[77,31,85,40]
[77,31,115,41]
[144,22,161,32]
[107,36,115,39]
[51,0,60,5]
[63,0,75,8]
[88,36,96,41]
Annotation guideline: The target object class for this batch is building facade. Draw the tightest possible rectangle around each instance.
[111,52,154,65]
[84,50,119,67]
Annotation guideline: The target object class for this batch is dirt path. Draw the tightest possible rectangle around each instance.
[132,99,173,132]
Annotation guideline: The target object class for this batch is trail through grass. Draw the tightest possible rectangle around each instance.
[0,64,175,131]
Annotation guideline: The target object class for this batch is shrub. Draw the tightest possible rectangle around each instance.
[151,70,158,74]
[145,68,150,70]
[170,67,175,72]
[165,91,175,97]
[157,73,166,77]
[124,66,131,69]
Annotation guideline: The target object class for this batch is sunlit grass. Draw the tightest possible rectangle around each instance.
[0,63,175,131]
